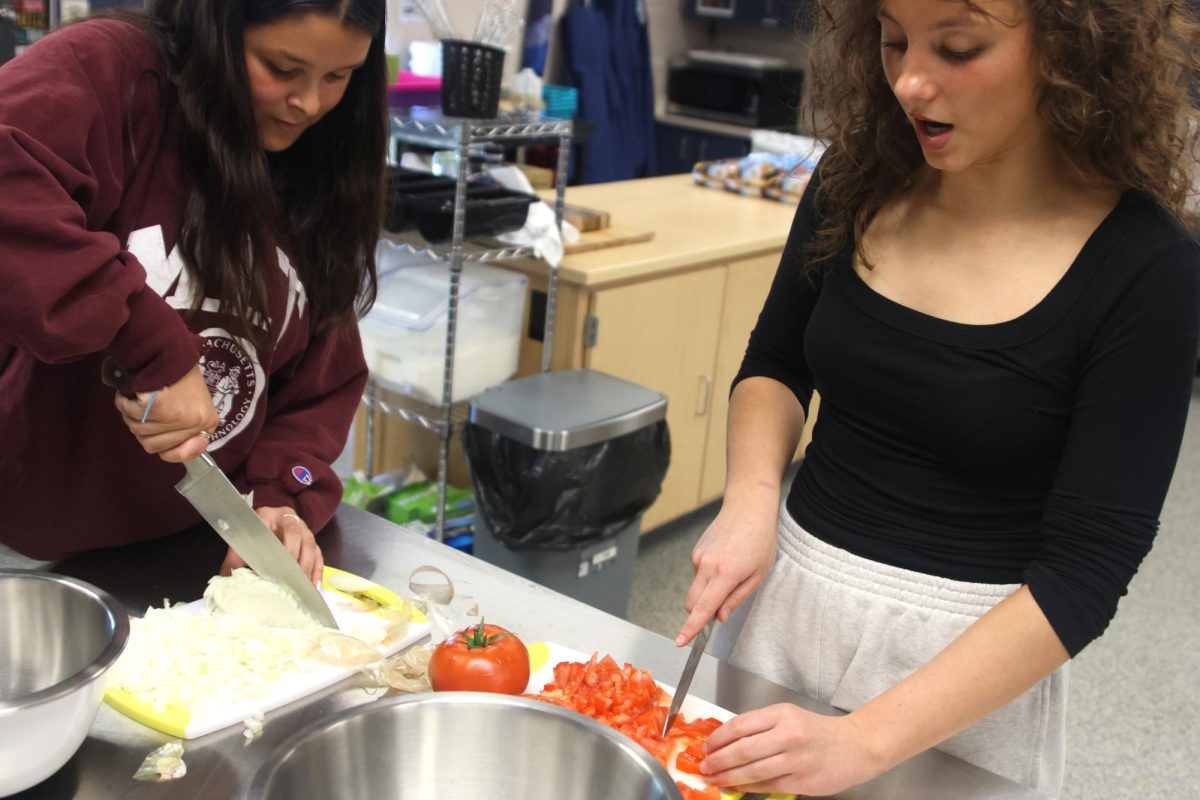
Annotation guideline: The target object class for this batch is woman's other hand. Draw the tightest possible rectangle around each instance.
[675,495,778,646]
[701,704,885,797]
[220,506,325,585]
[113,365,219,462]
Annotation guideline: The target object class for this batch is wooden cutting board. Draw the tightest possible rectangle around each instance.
[562,203,611,232]
[564,226,655,255]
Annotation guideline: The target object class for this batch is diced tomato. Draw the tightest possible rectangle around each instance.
[675,741,708,775]
[675,751,704,776]
[669,715,723,739]
[686,717,723,736]
[532,652,725,779]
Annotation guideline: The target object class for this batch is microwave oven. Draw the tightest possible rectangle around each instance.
[685,0,808,28]
[666,52,804,129]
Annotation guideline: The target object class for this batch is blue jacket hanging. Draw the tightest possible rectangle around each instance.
[598,0,656,179]
[561,0,656,183]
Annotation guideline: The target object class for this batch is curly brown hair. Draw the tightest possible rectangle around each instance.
[803,0,1200,272]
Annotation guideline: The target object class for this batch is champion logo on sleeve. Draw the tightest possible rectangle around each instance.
[291,465,314,486]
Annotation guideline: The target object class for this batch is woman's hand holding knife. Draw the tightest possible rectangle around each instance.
[105,360,219,462]
[102,357,323,582]
[675,490,779,647]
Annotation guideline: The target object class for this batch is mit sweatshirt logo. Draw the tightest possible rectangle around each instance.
[125,225,307,448]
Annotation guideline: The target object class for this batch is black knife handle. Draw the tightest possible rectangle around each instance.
[100,356,137,400]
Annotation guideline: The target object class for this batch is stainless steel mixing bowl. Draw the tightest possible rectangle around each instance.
[247,691,684,799]
[0,570,130,797]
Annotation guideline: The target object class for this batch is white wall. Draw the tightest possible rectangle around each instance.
[386,0,524,82]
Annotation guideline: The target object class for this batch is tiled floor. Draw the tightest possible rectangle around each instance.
[628,386,1200,800]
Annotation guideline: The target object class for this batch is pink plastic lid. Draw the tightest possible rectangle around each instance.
[391,71,442,91]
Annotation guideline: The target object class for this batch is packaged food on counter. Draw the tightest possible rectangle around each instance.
[692,150,820,205]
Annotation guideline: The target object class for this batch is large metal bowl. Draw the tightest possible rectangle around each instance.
[0,570,130,797]
[248,692,684,800]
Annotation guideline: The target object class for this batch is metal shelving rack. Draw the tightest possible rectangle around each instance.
[364,111,573,541]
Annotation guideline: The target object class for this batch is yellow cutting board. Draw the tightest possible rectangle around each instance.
[525,642,794,800]
[104,567,430,739]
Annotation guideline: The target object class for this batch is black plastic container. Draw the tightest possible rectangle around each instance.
[384,167,454,232]
[441,39,505,119]
[404,185,538,243]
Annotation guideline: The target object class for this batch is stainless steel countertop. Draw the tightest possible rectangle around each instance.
[2,506,1045,800]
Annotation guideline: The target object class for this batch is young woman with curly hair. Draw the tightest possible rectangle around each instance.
[675,1,1200,795]
[0,0,387,580]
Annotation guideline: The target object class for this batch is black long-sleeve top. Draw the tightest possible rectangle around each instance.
[735,169,1200,656]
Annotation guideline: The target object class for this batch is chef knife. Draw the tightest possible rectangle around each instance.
[175,454,338,628]
[662,619,715,737]
[101,358,338,629]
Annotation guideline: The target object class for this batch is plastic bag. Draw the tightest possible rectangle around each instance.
[463,420,670,551]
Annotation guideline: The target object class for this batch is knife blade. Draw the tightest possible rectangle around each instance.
[101,357,337,628]
[662,619,715,737]
[176,453,338,629]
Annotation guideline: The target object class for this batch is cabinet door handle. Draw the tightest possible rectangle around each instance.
[696,375,713,416]
[678,135,689,162]
[698,140,708,161]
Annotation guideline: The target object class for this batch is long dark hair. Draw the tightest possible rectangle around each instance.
[102,0,386,341]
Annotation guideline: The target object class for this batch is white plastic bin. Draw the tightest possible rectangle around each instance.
[360,245,528,403]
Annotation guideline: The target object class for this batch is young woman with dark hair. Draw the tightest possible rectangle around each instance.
[0,0,387,580]
[674,0,1200,796]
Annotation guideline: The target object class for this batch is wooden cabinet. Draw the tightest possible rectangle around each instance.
[561,253,815,530]
[543,254,783,530]
[585,266,727,529]
[698,253,779,503]
[508,176,798,531]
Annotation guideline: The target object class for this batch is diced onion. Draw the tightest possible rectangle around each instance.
[109,571,424,717]
[108,603,313,718]
[243,712,266,743]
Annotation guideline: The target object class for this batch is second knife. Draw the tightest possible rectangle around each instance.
[662,619,715,737]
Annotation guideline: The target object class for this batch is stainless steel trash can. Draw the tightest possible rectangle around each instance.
[466,369,669,618]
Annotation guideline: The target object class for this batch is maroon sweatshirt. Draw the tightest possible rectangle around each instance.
[0,20,368,559]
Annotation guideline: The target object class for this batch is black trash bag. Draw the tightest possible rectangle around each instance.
[463,419,670,551]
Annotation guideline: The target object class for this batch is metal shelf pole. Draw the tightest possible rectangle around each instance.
[543,127,572,373]
[364,379,377,479]
[435,121,471,543]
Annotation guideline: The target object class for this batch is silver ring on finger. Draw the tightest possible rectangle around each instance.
[197,430,213,441]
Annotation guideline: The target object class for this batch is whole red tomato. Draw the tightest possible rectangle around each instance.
[428,621,531,694]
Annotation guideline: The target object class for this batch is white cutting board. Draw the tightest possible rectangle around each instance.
[525,642,793,800]
[104,567,431,739]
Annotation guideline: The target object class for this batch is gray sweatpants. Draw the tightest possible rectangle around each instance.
[713,508,1068,797]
